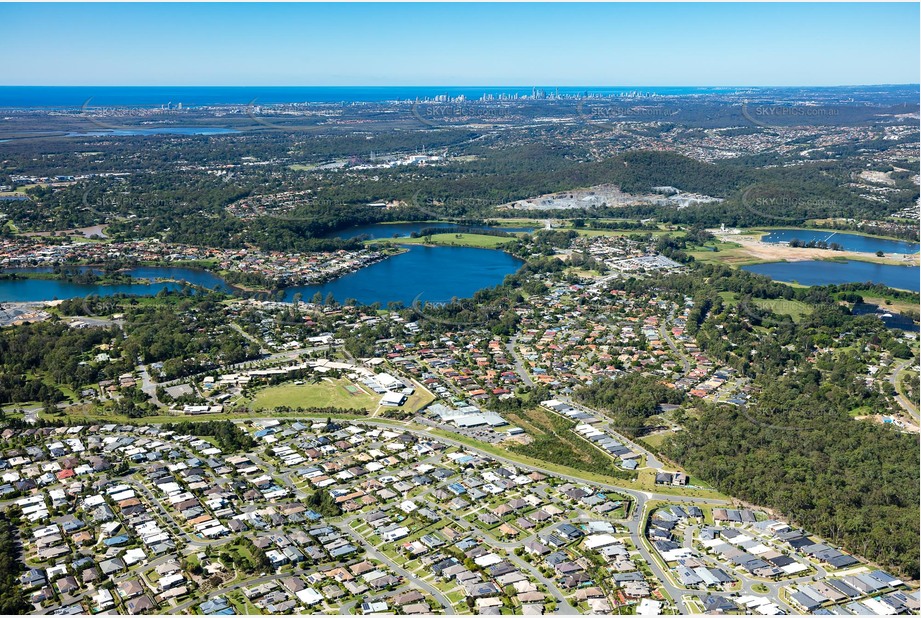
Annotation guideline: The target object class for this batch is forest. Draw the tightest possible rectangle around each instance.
[574,373,686,436]
[161,420,256,454]
[0,320,127,405]
[5,134,918,249]
[119,295,261,380]
[642,263,921,578]
[664,397,919,578]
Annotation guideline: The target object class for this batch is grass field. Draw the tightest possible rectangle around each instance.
[640,430,675,450]
[249,378,378,411]
[396,233,516,249]
[424,427,725,497]
[687,242,765,266]
[752,298,813,322]
[400,384,435,412]
[860,296,919,315]
[506,407,639,483]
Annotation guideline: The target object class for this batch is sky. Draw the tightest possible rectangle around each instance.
[1,3,918,87]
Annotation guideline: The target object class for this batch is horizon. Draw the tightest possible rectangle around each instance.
[2,83,920,88]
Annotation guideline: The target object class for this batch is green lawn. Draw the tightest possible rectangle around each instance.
[249,378,378,411]
[402,381,435,411]
[396,233,516,249]
[687,243,764,266]
[640,430,675,450]
[752,298,813,322]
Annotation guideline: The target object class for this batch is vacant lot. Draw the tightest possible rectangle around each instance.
[250,378,378,411]
[506,407,635,480]
[752,298,813,322]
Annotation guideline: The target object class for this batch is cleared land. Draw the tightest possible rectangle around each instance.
[752,298,813,322]
[506,407,637,481]
[249,378,378,411]
[705,231,919,267]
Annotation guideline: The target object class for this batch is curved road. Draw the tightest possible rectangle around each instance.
[888,358,919,421]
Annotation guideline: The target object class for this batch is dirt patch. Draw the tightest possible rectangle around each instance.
[715,233,919,266]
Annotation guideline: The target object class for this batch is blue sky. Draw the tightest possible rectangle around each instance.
[1,3,918,86]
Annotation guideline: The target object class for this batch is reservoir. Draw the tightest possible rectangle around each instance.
[760,229,919,255]
[285,245,524,306]
[327,222,535,240]
[743,260,920,292]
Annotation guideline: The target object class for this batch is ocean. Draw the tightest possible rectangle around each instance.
[0,85,767,108]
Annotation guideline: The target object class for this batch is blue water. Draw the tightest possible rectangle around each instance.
[743,260,920,292]
[0,249,522,305]
[284,245,523,306]
[0,86,751,108]
[65,128,238,137]
[760,229,919,255]
[126,267,231,291]
[328,222,534,240]
[0,266,230,301]
[0,276,184,302]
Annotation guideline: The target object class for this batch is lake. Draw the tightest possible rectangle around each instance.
[285,245,523,306]
[0,266,231,302]
[743,260,920,292]
[326,222,535,240]
[0,248,523,306]
[760,229,919,255]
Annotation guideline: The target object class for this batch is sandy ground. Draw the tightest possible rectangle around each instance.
[854,414,919,434]
[716,233,920,266]
[859,170,897,187]
[498,184,659,211]
[22,224,108,239]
